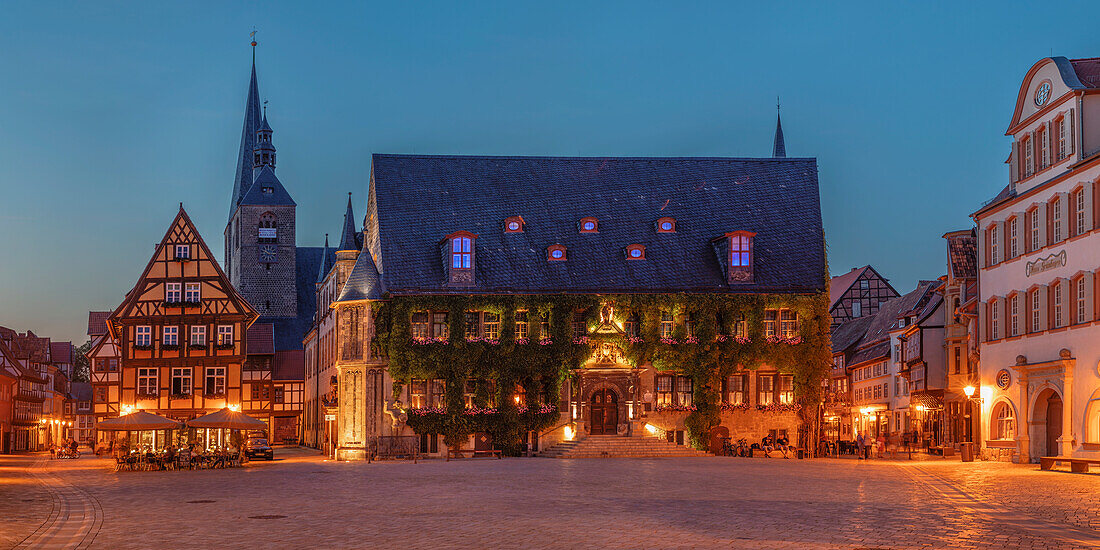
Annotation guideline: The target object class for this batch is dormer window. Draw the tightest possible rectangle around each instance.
[625,244,646,260]
[444,231,477,286]
[262,186,274,195]
[504,216,524,233]
[724,231,755,284]
[547,244,567,261]
[579,217,599,233]
[656,217,676,233]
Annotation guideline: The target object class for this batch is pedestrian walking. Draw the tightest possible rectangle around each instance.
[856,432,865,460]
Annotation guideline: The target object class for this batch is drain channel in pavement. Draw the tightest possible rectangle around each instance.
[249,515,288,519]
[186,500,216,504]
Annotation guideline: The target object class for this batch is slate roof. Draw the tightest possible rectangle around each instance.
[247,323,275,355]
[70,382,92,402]
[946,231,977,279]
[846,281,938,367]
[368,154,826,295]
[338,195,362,252]
[87,311,111,336]
[830,315,873,354]
[772,112,786,158]
[240,166,296,207]
[337,246,385,302]
[231,57,262,214]
[50,342,73,364]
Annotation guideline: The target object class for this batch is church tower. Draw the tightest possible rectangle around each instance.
[224,42,298,318]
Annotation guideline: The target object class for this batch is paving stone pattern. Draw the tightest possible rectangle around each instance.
[4,449,1100,549]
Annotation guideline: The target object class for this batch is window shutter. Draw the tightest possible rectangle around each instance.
[1068,109,1076,156]
[978,301,987,343]
[1032,130,1039,174]
[1038,285,1050,332]
[1023,211,1032,252]
[1058,193,1069,241]
[1010,141,1019,184]
[984,226,992,267]
[1059,279,1070,328]
[1046,120,1054,167]
[995,296,1006,339]
[1039,202,1049,247]
[1093,181,1100,232]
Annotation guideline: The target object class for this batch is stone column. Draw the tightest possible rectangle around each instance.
[1016,372,1030,463]
[335,364,368,461]
[1060,352,1075,456]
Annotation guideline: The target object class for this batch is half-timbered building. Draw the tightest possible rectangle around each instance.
[829,265,899,329]
[105,207,259,446]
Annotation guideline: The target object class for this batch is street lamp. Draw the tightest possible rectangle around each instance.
[963,385,976,399]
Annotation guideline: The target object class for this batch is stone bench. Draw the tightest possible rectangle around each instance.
[1040,456,1100,473]
[446,449,502,461]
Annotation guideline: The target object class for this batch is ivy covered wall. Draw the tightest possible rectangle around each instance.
[372,291,830,453]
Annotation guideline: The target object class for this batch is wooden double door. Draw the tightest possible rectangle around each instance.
[590,389,618,435]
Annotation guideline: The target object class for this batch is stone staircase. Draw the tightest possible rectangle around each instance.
[538,434,712,458]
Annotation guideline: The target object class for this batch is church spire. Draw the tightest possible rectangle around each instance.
[231,37,263,214]
[338,193,362,251]
[317,234,331,284]
[772,96,786,158]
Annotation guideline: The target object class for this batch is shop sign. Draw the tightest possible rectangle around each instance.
[324,414,336,421]
[1025,250,1066,277]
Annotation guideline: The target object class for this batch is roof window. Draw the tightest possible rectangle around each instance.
[625,244,646,260]
[547,244,567,261]
[579,217,599,233]
[504,216,524,233]
[656,217,676,233]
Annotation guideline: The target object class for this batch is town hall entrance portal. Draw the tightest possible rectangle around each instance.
[590,389,618,435]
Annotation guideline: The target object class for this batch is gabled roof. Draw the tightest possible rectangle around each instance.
[336,246,385,302]
[1069,57,1100,89]
[239,166,296,207]
[829,266,869,308]
[10,332,50,363]
[87,311,111,336]
[368,154,826,294]
[49,342,73,364]
[945,230,977,280]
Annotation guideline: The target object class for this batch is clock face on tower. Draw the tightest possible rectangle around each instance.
[260,245,277,262]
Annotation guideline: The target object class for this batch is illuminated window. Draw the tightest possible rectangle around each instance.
[411,312,429,340]
[171,367,192,395]
[451,237,472,269]
[547,245,567,261]
[656,217,676,233]
[660,312,674,338]
[205,367,226,396]
[780,310,798,338]
[676,376,693,406]
[410,380,428,408]
[730,235,751,267]
[217,325,234,346]
[579,217,598,233]
[515,310,528,340]
[726,374,747,405]
[483,312,500,340]
[432,313,449,339]
[764,310,778,338]
[625,244,646,260]
[656,375,673,406]
[757,374,775,406]
[992,402,1015,440]
[779,375,794,404]
[430,379,446,407]
[504,216,524,233]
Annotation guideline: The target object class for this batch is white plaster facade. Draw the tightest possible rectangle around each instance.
[975,56,1100,462]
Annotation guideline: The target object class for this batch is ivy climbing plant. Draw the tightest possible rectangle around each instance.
[374,291,830,453]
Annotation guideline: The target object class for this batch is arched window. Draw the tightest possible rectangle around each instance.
[578,217,599,233]
[625,244,645,260]
[503,216,524,233]
[656,217,676,233]
[258,213,277,243]
[991,402,1016,440]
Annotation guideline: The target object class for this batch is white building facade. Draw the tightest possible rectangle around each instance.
[975,56,1100,462]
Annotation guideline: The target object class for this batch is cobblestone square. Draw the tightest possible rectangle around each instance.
[5,449,1100,549]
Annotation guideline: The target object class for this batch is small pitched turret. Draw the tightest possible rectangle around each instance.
[253,112,276,171]
[317,234,332,285]
[772,102,786,158]
[338,193,362,251]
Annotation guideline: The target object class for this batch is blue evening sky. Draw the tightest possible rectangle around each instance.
[1,1,1097,344]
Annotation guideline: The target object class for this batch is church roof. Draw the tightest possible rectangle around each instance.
[336,246,385,302]
[240,166,296,207]
[231,56,262,215]
[368,154,826,295]
[338,194,362,251]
